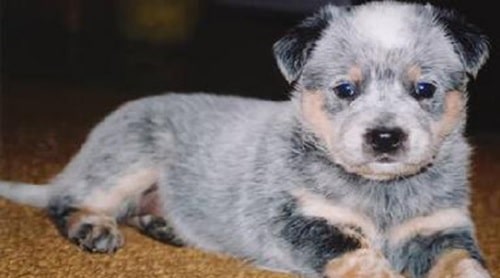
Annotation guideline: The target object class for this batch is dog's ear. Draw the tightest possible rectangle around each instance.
[273,6,339,83]
[433,7,489,78]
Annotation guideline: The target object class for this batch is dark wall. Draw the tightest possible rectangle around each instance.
[431,0,499,133]
[1,0,498,133]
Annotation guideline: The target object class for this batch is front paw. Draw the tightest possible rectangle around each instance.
[324,249,403,278]
[428,250,491,278]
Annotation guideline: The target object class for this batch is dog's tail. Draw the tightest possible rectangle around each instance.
[0,181,52,208]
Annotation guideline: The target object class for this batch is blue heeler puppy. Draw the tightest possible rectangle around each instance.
[0,1,491,277]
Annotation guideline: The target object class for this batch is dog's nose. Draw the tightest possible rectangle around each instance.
[366,128,406,154]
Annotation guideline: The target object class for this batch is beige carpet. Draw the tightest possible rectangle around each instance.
[1,80,499,277]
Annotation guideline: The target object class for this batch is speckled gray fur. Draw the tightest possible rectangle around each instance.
[0,2,490,277]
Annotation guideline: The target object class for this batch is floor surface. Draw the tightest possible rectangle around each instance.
[0,79,499,277]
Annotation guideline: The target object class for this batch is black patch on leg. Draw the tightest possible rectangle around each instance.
[395,228,486,278]
[135,215,184,247]
[46,196,78,235]
[278,200,363,272]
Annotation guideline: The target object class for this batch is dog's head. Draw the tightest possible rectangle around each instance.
[274,2,489,180]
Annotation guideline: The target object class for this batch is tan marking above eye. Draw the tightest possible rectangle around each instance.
[348,66,363,83]
[407,65,422,83]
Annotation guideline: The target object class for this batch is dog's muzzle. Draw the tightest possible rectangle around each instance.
[365,127,407,156]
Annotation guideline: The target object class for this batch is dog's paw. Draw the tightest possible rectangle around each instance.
[127,214,184,246]
[324,249,403,278]
[428,250,491,278]
[67,215,124,253]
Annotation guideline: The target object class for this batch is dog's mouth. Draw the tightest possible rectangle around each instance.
[374,155,396,163]
[331,131,437,181]
[339,157,433,181]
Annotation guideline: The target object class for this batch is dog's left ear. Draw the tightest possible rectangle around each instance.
[273,6,340,84]
[433,7,490,78]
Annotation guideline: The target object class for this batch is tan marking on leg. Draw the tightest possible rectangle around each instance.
[432,91,465,141]
[428,249,491,278]
[66,208,94,230]
[301,91,335,152]
[137,184,162,216]
[291,189,379,248]
[387,208,471,247]
[324,249,403,278]
[83,168,159,214]
[452,258,491,278]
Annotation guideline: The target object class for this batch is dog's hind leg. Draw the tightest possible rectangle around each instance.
[47,167,161,253]
[124,184,184,246]
[2,97,177,253]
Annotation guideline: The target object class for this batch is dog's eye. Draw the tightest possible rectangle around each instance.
[413,82,436,99]
[333,82,357,99]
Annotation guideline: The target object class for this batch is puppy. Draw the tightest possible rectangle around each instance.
[0,2,491,277]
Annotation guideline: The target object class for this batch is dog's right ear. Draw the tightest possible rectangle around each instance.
[431,6,490,79]
[273,6,338,84]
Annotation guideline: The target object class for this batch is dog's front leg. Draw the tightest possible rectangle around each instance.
[280,190,401,278]
[388,208,491,278]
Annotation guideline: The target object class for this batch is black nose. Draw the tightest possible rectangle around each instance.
[366,128,406,154]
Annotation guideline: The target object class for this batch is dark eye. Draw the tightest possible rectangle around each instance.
[414,82,436,99]
[333,82,357,99]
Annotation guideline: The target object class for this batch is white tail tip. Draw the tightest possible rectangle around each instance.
[0,181,51,208]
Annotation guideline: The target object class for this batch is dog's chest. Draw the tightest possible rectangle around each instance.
[294,177,464,247]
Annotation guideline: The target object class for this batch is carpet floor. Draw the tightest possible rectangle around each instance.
[1,80,499,277]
